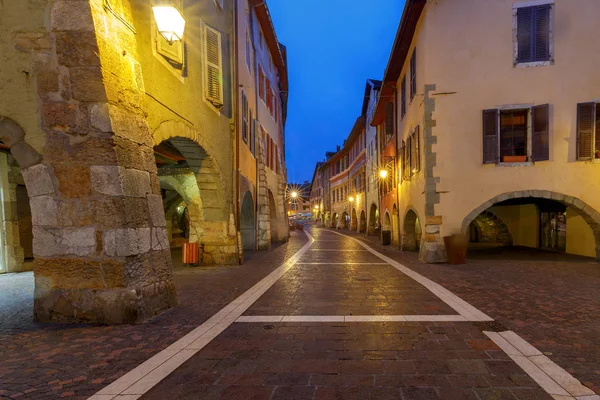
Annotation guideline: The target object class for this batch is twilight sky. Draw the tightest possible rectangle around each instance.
[268,0,405,183]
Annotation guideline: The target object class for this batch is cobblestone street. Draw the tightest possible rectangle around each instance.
[2,226,597,399]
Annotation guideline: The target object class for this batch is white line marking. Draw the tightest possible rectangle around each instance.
[296,262,388,265]
[309,249,369,252]
[328,230,493,321]
[235,315,467,323]
[485,331,597,398]
[91,231,315,399]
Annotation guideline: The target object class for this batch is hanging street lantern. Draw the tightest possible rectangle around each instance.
[152,2,186,45]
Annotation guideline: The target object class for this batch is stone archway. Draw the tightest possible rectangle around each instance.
[468,211,512,246]
[462,191,600,260]
[342,212,349,229]
[351,208,358,231]
[403,209,422,252]
[240,191,255,251]
[368,203,379,236]
[154,137,237,265]
[331,213,338,229]
[383,211,392,232]
[359,210,367,233]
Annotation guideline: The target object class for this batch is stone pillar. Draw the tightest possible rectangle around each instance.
[9,0,177,323]
[0,154,25,273]
[275,174,289,242]
[419,216,447,263]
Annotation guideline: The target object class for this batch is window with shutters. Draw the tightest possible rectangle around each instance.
[576,102,600,161]
[400,76,406,119]
[482,105,550,164]
[514,2,554,66]
[410,126,420,175]
[410,48,417,100]
[258,66,265,102]
[241,91,249,145]
[250,111,256,157]
[203,24,224,108]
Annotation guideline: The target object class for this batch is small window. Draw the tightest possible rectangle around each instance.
[203,24,224,108]
[576,102,600,160]
[410,48,417,100]
[241,91,249,144]
[482,105,550,164]
[515,3,553,65]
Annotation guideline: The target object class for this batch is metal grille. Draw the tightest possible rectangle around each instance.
[472,321,509,333]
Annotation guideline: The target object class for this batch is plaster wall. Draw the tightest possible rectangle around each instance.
[566,208,596,258]
[489,205,539,248]
[421,0,600,239]
[0,0,48,153]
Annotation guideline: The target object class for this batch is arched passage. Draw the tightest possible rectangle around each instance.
[342,212,349,229]
[154,137,237,264]
[240,191,255,250]
[403,209,422,252]
[368,203,379,236]
[359,210,366,233]
[462,191,600,260]
[351,208,358,231]
[267,189,279,242]
[383,211,392,231]
[468,211,512,246]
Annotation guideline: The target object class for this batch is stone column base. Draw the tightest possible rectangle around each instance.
[201,242,239,265]
[418,241,447,263]
[33,281,177,324]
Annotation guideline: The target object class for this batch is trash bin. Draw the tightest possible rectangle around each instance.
[182,242,199,265]
[443,234,468,265]
[382,230,392,245]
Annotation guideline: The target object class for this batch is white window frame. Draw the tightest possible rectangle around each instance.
[512,0,555,68]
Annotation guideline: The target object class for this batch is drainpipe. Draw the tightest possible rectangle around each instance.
[251,2,261,250]
[394,94,401,250]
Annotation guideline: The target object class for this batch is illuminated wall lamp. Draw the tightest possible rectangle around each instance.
[153,2,186,45]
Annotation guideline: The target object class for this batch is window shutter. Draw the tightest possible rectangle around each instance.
[410,48,417,99]
[517,7,533,63]
[401,76,406,119]
[385,102,394,138]
[532,104,549,161]
[414,125,420,172]
[534,5,550,62]
[406,135,413,178]
[577,102,595,160]
[483,109,499,164]
[400,141,406,181]
[204,25,223,107]
[250,113,256,156]
[241,92,248,144]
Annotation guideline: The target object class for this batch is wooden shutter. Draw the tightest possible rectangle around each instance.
[241,92,248,144]
[401,76,406,119]
[534,5,550,62]
[577,102,596,160]
[204,25,223,107]
[517,7,533,63]
[483,109,499,164]
[385,102,394,139]
[250,112,256,156]
[400,141,406,182]
[532,104,549,161]
[410,48,416,99]
[414,125,420,172]
[406,135,413,178]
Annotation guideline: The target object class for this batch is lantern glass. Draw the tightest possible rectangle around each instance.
[153,5,186,44]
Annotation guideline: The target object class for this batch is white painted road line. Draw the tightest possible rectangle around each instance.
[295,262,389,265]
[485,331,598,399]
[329,230,493,322]
[235,315,468,323]
[90,231,315,399]
[309,249,369,251]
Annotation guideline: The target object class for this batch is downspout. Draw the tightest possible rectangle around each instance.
[233,0,242,264]
[394,92,401,249]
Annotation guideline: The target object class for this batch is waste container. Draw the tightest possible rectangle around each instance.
[382,230,392,245]
[443,234,468,265]
[182,242,199,265]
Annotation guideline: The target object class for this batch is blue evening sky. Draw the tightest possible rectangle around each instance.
[268,0,405,183]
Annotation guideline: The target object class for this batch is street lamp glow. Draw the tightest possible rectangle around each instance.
[314,205,319,210]
[291,191,298,199]
[153,4,186,44]
[348,196,354,203]
[379,169,388,179]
